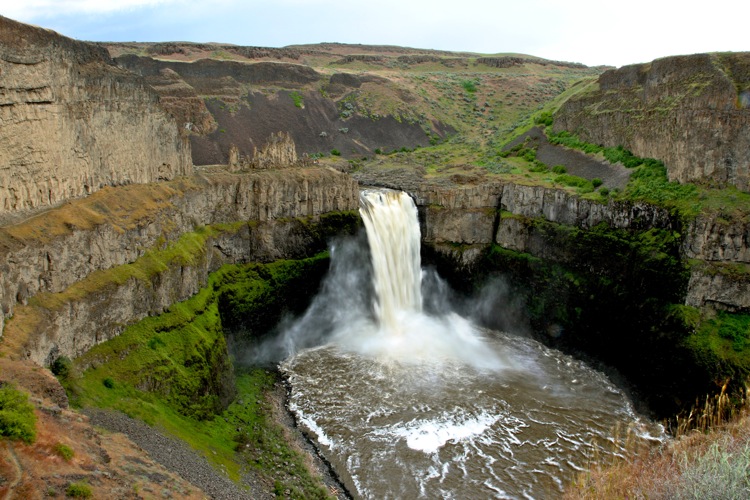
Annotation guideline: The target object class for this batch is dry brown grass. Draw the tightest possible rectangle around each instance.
[566,385,750,499]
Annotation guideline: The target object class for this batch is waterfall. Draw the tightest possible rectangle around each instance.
[359,189,422,332]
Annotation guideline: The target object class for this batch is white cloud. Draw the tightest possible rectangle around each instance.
[1,0,747,68]
[0,0,178,20]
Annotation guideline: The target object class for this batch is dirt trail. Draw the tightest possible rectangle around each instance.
[1,442,22,500]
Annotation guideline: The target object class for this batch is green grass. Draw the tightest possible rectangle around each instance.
[290,91,304,108]
[62,254,334,495]
[0,384,37,444]
[687,311,750,369]
[54,442,75,461]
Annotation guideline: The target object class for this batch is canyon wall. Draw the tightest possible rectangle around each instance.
[553,53,750,191]
[412,180,750,313]
[0,16,192,214]
[0,167,358,364]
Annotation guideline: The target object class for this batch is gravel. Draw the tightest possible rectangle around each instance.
[84,408,269,499]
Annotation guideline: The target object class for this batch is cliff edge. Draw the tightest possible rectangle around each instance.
[0,16,192,215]
[554,52,750,191]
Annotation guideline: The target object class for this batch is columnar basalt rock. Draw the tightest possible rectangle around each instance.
[0,167,359,364]
[413,180,750,313]
[554,53,750,192]
[0,16,192,215]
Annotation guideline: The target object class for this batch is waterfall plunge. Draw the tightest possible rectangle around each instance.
[328,188,504,369]
[359,189,423,332]
[280,189,665,499]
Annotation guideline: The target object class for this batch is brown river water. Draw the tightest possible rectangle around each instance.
[274,190,664,499]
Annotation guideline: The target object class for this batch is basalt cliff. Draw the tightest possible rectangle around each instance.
[2,13,750,498]
[0,16,192,215]
[553,53,750,191]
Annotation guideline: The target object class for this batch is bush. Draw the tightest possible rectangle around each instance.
[54,442,75,461]
[592,178,603,188]
[289,91,304,108]
[461,79,478,93]
[552,165,567,174]
[51,356,73,379]
[330,149,341,156]
[600,187,610,197]
[374,148,382,155]
[556,174,594,193]
[103,377,115,389]
[66,482,92,498]
[0,384,37,444]
[534,111,554,127]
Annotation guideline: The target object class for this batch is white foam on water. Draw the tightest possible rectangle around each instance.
[276,188,668,498]
[374,410,501,454]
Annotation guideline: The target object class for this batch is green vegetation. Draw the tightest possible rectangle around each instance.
[546,129,702,212]
[534,110,554,127]
[290,91,304,108]
[685,311,750,385]
[54,442,75,461]
[476,219,699,416]
[331,149,341,156]
[555,173,595,193]
[0,384,37,444]
[61,251,336,493]
[460,79,478,94]
[65,482,92,498]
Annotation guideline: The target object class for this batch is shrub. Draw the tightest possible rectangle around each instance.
[330,149,341,156]
[529,161,548,173]
[534,111,554,127]
[522,148,537,162]
[556,174,594,193]
[51,356,73,379]
[66,482,92,498]
[600,187,610,197]
[54,443,75,461]
[0,384,37,444]
[461,79,478,93]
[289,91,304,108]
[592,178,603,188]
[552,165,567,174]
[103,377,115,389]
[374,148,382,155]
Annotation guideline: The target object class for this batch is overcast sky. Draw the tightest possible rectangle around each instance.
[2,0,747,68]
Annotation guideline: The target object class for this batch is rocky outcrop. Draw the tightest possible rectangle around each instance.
[684,213,750,263]
[115,54,322,95]
[143,67,217,134]
[0,16,192,215]
[416,181,674,250]
[0,167,359,364]
[251,131,301,169]
[681,212,750,310]
[554,53,750,191]
[413,179,750,314]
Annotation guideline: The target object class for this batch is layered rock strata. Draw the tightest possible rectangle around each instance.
[554,53,750,191]
[0,16,192,215]
[412,180,750,312]
[0,167,358,364]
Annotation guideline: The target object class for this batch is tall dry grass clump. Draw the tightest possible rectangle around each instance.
[566,385,750,499]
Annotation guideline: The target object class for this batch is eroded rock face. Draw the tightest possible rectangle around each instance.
[0,16,192,214]
[554,53,750,191]
[0,167,358,364]
[414,180,750,313]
